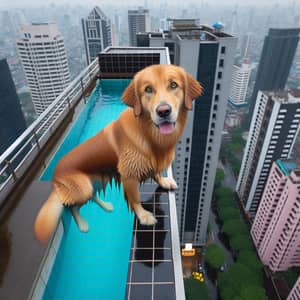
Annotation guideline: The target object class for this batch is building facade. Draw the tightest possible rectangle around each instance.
[251,160,300,272]
[229,62,251,106]
[137,19,237,245]
[128,8,150,46]
[82,7,112,65]
[17,23,70,116]
[0,59,27,155]
[288,276,300,300]
[236,90,300,217]
[248,28,300,122]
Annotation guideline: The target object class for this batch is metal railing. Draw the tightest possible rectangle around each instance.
[0,58,99,206]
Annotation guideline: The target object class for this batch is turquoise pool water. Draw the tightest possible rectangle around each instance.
[41,79,134,300]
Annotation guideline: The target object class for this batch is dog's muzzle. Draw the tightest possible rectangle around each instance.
[155,104,175,135]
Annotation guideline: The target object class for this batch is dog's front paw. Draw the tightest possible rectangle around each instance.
[138,210,157,225]
[159,177,178,190]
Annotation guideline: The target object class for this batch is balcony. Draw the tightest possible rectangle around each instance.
[0,47,185,300]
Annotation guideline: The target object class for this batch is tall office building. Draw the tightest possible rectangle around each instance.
[251,160,300,272]
[0,59,27,155]
[82,7,112,65]
[17,23,70,116]
[288,276,300,300]
[128,7,150,46]
[137,20,237,245]
[248,28,300,122]
[236,90,300,217]
[229,61,251,106]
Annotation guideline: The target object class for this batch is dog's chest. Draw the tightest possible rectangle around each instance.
[118,147,170,181]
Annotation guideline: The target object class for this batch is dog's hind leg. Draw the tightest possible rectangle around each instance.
[71,206,89,232]
[92,196,114,212]
[54,172,94,233]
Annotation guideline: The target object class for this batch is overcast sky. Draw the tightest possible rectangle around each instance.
[0,0,297,9]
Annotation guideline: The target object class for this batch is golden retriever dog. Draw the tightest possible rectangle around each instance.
[34,64,202,243]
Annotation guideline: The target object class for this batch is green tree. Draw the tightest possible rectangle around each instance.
[222,219,248,238]
[205,244,225,269]
[233,285,266,300]
[230,234,253,252]
[184,278,211,300]
[215,187,234,200]
[216,198,236,210]
[277,268,300,289]
[219,263,263,300]
[237,250,263,272]
[214,168,225,188]
[218,207,240,221]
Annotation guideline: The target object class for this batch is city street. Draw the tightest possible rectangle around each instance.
[205,161,237,299]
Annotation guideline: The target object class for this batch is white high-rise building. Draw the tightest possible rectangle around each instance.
[137,20,237,245]
[128,7,150,46]
[236,90,300,217]
[229,62,251,105]
[17,22,70,116]
[82,7,112,65]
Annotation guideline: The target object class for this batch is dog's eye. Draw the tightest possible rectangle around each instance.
[145,86,153,94]
[170,81,178,89]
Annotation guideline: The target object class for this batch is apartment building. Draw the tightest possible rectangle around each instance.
[17,22,70,115]
[236,90,300,217]
[251,160,300,272]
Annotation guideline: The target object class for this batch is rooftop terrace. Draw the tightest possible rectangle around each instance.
[0,47,185,300]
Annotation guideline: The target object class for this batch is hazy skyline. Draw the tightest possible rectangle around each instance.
[0,0,298,9]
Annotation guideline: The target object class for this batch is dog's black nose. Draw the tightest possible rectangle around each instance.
[156,104,172,118]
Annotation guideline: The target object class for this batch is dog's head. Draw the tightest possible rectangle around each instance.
[122,64,202,135]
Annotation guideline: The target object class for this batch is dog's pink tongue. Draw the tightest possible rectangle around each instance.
[159,122,175,134]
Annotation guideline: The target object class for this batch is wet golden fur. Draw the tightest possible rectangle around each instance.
[34,64,202,243]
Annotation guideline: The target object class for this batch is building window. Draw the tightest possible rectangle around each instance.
[216,83,221,90]
[219,59,224,67]
[218,71,222,79]
[221,46,226,54]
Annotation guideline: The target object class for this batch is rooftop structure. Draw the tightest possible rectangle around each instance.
[0,47,185,300]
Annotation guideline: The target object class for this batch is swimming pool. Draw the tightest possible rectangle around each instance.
[41,79,135,299]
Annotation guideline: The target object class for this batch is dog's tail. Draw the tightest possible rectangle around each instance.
[34,191,63,244]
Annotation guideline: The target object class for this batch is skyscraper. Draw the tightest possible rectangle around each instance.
[236,90,300,217]
[17,23,70,116]
[0,59,27,155]
[248,28,300,122]
[137,20,237,245]
[229,61,251,106]
[251,160,300,272]
[128,7,150,46]
[82,7,112,65]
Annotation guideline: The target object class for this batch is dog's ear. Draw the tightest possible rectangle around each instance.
[184,72,203,110]
[122,80,142,116]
